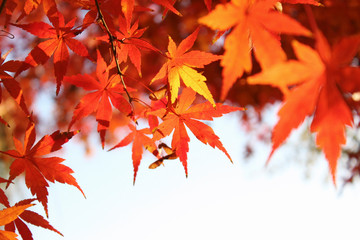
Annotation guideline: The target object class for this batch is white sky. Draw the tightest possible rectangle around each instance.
[19,104,360,240]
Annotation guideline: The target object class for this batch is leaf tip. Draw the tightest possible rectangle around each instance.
[265,148,276,167]
[55,85,61,96]
[329,163,337,187]
[332,175,337,188]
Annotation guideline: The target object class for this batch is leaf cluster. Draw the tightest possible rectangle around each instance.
[0,0,358,239]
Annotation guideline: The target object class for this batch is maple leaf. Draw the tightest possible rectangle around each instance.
[65,51,132,148]
[0,230,18,240]
[204,0,212,11]
[71,0,123,30]
[0,0,17,27]
[148,87,243,176]
[0,190,62,240]
[0,122,84,216]
[0,203,33,240]
[152,0,182,16]
[247,33,360,184]
[0,50,29,121]
[281,0,320,4]
[150,28,221,106]
[0,204,33,226]
[108,124,157,184]
[13,11,89,95]
[199,0,312,100]
[22,0,41,16]
[121,0,135,30]
[98,0,161,76]
[16,0,57,22]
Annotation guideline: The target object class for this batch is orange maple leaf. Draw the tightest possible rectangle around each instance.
[13,11,89,95]
[152,0,182,16]
[0,190,62,240]
[0,122,84,216]
[148,87,244,176]
[0,50,29,123]
[0,203,33,240]
[70,0,122,30]
[247,32,360,184]
[282,0,320,4]
[150,28,221,106]
[108,124,157,184]
[199,0,313,100]
[65,51,132,148]
[0,229,18,240]
[16,0,57,22]
[98,0,161,76]
[0,204,33,227]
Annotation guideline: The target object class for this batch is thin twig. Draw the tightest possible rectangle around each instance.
[132,98,152,109]
[0,29,14,39]
[94,0,133,105]
[123,73,168,107]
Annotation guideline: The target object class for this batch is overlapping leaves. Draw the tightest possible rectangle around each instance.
[0,50,29,125]
[0,122,84,216]
[13,11,89,94]
[65,51,132,148]
[247,31,360,183]
[151,28,221,106]
[0,189,62,240]
[199,0,316,100]
[109,124,157,183]
[148,88,243,176]
[0,3,358,240]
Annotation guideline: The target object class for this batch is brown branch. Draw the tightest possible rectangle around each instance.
[122,73,168,107]
[94,0,172,116]
[94,0,133,105]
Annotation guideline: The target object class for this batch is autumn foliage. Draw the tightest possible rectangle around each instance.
[0,0,358,239]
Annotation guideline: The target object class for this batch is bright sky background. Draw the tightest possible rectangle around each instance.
[4,4,359,237]
[16,97,360,240]
[3,1,359,239]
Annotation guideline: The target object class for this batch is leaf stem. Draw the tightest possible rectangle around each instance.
[123,73,168,107]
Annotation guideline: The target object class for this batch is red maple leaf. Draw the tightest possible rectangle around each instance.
[199,0,314,100]
[204,0,212,11]
[76,0,122,30]
[152,0,182,16]
[98,0,161,76]
[65,51,132,148]
[247,31,360,184]
[108,124,157,184]
[13,11,89,94]
[0,122,84,216]
[282,0,320,4]
[0,0,17,27]
[15,0,57,22]
[0,50,29,123]
[0,189,62,240]
[148,87,244,176]
[0,198,34,240]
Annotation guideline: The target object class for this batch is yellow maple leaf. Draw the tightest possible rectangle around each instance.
[150,28,221,106]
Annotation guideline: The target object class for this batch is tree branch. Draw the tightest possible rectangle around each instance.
[94,0,133,105]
